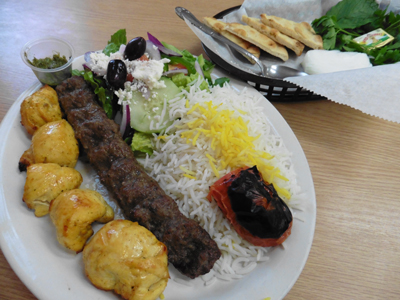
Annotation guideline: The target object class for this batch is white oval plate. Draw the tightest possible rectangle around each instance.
[0,56,316,300]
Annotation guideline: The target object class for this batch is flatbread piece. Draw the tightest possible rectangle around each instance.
[226,22,289,61]
[260,14,323,50]
[203,17,260,64]
[242,15,305,56]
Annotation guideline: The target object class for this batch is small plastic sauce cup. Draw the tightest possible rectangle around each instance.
[21,36,74,86]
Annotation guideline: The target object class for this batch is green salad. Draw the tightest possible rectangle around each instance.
[72,29,229,155]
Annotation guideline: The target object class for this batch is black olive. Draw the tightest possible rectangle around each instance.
[107,59,127,90]
[124,37,146,61]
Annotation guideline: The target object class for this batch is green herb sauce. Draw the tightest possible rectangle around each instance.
[28,53,68,69]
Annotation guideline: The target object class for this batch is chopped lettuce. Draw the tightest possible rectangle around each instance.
[171,73,209,91]
[181,49,197,64]
[166,55,197,74]
[196,54,214,82]
[130,132,154,156]
[167,47,229,86]
[72,69,114,118]
[103,29,127,56]
[164,46,229,88]
[159,38,217,82]
[164,50,216,83]
[161,41,183,55]
[180,50,214,82]
[213,77,230,87]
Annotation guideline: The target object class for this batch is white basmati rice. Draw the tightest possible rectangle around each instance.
[137,78,302,284]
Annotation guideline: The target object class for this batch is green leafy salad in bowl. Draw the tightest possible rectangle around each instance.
[72,29,229,156]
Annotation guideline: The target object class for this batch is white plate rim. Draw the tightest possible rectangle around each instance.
[0,56,316,300]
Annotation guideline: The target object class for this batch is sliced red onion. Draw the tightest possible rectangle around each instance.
[126,104,131,126]
[147,32,164,48]
[162,69,188,77]
[120,104,130,136]
[83,51,102,74]
[118,44,126,55]
[195,60,204,78]
[141,87,151,100]
[114,109,122,125]
[145,40,161,60]
[147,32,182,56]
[84,51,94,62]
[83,63,91,71]
[123,105,132,139]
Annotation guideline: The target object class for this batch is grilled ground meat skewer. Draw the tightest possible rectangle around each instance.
[56,76,221,279]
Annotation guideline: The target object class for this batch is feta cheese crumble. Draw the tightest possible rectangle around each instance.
[128,58,170,90]
[115,79,148,105]
[88,47,170,104]
[88,51,124,76]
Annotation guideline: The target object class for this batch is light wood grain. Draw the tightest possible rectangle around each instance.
[1,1,400,300]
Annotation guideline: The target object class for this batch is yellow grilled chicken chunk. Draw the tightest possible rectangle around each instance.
[83,220,169,300]
[23,163,82,217]
[49,189,114,253]
[20,85,62,135]
[19,119,79,170]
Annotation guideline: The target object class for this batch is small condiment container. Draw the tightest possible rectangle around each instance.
[21,36,74,86]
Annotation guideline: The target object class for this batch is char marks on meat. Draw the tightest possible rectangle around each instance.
[56,76,221,278]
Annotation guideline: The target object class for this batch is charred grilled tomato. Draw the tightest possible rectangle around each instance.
[207,166,293,247]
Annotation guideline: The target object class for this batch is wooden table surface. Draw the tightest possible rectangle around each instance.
[1,0,399,299]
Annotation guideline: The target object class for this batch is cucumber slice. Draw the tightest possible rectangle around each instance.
[128,77,181,133]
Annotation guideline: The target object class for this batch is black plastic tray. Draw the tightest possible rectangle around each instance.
[202,6,324,101]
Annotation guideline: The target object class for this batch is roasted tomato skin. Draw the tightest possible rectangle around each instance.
[207,166,293,247]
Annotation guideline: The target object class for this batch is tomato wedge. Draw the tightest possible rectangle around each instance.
[138,54,149,61]
[168,62,187,71]
[207,166,293,247]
